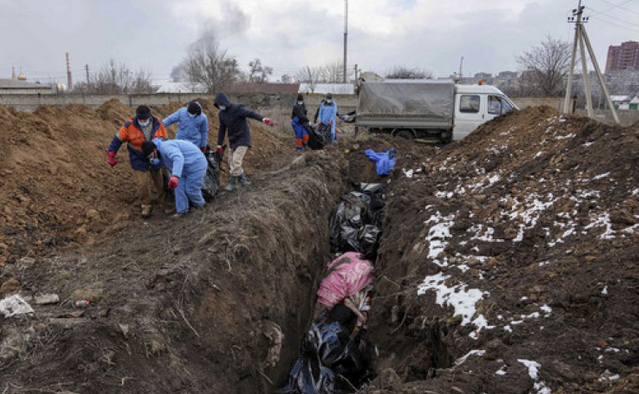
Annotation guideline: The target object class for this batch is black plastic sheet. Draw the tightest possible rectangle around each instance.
[275,307,376,394]
[306,124,332,150]
[329,183,386,260]
[202,148,222,201]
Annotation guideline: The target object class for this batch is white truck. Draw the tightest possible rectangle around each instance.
[355,79,517,143]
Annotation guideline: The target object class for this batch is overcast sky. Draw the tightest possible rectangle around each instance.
[2,0,639,85]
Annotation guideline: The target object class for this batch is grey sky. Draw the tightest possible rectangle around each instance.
[2,0,638,85]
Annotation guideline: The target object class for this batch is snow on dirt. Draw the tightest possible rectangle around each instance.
[1,102,639,394]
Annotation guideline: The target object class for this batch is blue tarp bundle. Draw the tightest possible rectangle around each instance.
[364,148,396,176]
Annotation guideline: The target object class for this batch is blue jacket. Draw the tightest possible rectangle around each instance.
[214,93,264,149]
[162,102,209,149]
[318,101,338,135]
[152,138,207,178]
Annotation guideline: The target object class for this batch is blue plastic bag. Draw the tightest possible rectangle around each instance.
[364,148,396,176]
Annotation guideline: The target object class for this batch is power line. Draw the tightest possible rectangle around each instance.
[586,7,639,29]
[586,10,639,33]
[590,0,639,17]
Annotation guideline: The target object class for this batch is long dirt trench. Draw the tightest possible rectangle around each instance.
[2,149,368,393]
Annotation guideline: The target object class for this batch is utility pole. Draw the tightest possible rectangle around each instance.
[354,64,359,82]
[343,0,348,83]
[563,1,619,124]
[85,64,90,85]
[459,56,464,81]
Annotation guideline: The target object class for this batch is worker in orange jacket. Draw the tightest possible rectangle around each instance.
[107,105,170,218]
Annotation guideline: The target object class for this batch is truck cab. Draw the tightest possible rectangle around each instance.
[453,84,517,140]
[355,79,517,143]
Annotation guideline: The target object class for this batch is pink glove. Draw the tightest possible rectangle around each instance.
[217,146,223,154]
[168,176,179,189]
[200,147,206,153]
[263,118,275,126]
[107,151,117,167]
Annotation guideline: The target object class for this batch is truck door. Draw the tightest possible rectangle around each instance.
[486,95,515,121]
[454,94,483,140]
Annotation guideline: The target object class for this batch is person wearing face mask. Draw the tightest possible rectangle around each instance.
[291,94,309,151]
[107,105,169,218]
[162,101,209,152]
[141,138,207,217]
[213,92,275,191]
[317,93,338,143]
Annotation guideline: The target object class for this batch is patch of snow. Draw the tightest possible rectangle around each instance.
[584,212,615,239]
[518,359,541,380]
[602,286,608,295]
[417,273,490,329]
[424,212,455,266]
[583,141,594,147]
[454,349,486,366]
[593,172,610,181]
[403,169,414,178]
[556,133,575,140]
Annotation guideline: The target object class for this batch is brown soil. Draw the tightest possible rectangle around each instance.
[1,102,638,394]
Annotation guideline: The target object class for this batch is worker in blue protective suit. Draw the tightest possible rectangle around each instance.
[291,94,309,151]
[162,101,209,151]
[317,93,338,143]
[141,138,207,217]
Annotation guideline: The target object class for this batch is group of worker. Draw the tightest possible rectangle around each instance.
[291,92,338,151]
[107,94,274,218]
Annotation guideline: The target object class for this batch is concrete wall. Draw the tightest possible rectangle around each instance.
[510,97,568,112]
[0,92,360,114]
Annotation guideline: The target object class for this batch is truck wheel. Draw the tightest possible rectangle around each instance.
[440,131,453,144]
[395,130,415,140]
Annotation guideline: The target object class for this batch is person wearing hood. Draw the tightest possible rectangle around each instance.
[107,105,169,218]
[141,138,207,217]
[291,94,309,151]
[317,93,338,143]
[213,93,275,191]
[162,101,209,151]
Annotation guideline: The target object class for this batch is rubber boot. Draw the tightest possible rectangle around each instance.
[238,173,248,187]
[225,176,239,191]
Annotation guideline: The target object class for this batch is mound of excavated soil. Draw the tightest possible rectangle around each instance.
[2,102,639,394]
[366,106,639,393]
[0,98,288,269]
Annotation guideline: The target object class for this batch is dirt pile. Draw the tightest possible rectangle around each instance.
[366,106,639,393]
[1,101,639,394]
[0,98,287,269]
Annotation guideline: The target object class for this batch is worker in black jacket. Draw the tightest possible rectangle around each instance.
[291,94,309,151]
[214,93,275,191]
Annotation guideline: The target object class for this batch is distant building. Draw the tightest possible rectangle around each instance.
[605,41,639,73]
[298,83,355,95]
[280,74,295,83]
[0,78,55,95]
[497,71,518,79]
[474,72,493,80]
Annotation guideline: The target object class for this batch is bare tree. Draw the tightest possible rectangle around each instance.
[77,59,154,94]
[516,35,572,97]
[182,32,240,93]
[296,66,321,93]
[319,61,346,83]
[385,66,433,79]
[247,58,273,83]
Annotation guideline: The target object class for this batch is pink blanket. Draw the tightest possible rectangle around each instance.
[316,252,374,308]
